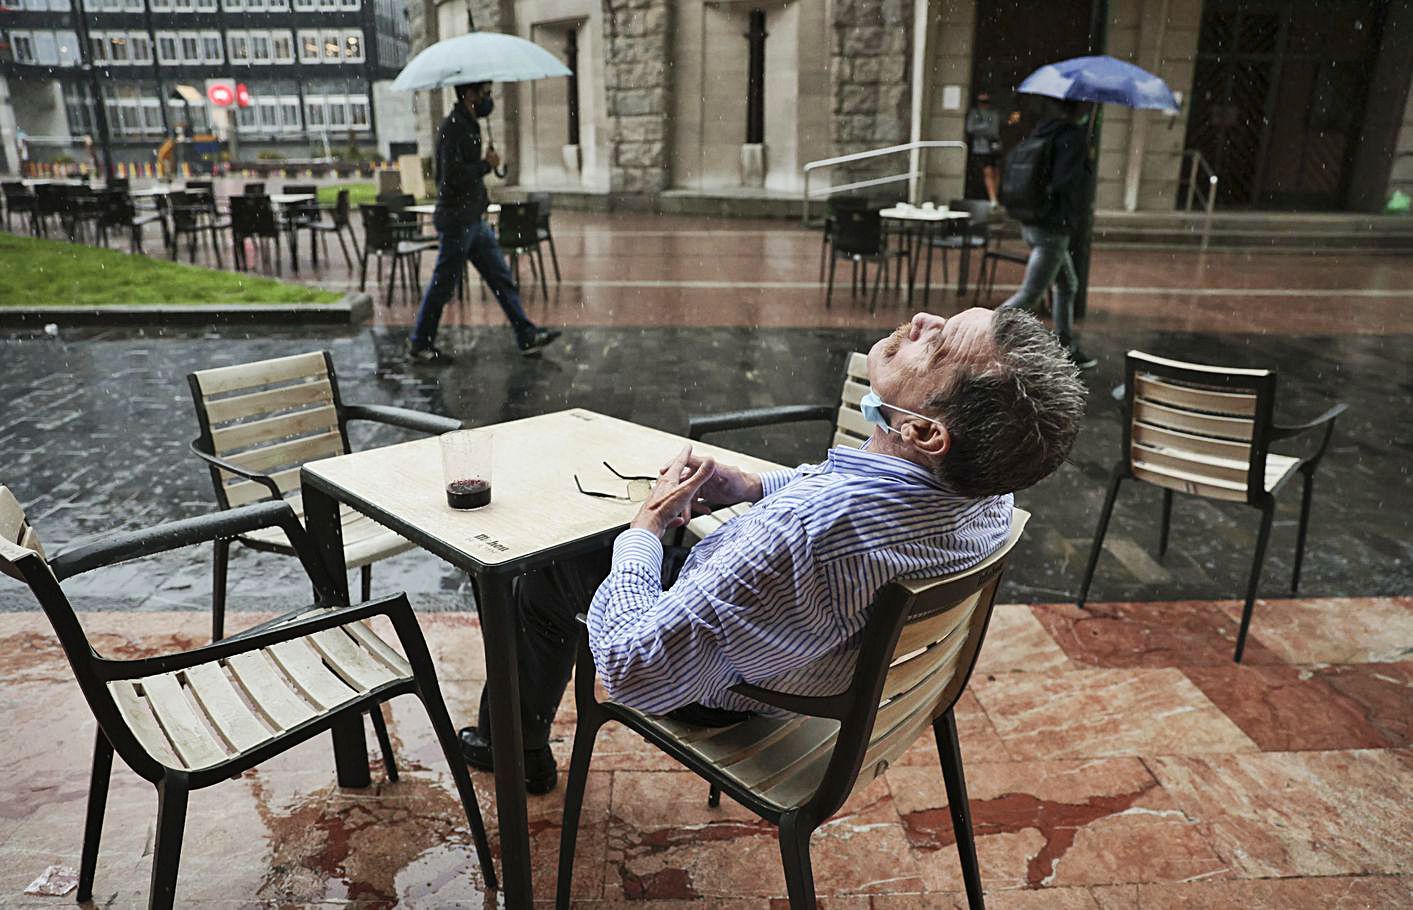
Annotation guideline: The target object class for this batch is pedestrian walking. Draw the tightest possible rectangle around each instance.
[408,81,560,365]
[998,97,1096,370]
[964,89,1003,205]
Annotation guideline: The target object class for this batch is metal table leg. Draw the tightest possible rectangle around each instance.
[475,569,534,905]
[301,480,371,789]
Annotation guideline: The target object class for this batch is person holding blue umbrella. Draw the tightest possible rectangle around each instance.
[998,55,1181,372]
[395,32,573,364]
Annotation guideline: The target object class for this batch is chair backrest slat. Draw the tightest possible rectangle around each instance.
[189,352,347,508]
[1125,351,1277,504]
[831,352,871,449]
[0,486,47,579]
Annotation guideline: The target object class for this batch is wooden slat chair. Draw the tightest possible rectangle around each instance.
[0,488,496,910]
[558,510,1029,910]
[682,351,872,544]
[1077,351,1346,661]
[187,351,461,642]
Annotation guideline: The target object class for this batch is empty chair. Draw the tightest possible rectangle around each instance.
[527,191,561,282]
[59,185,103,243]
[96,189,168,253]
[185,186,230,267]
[0,486,495,910]
[281,183,321,267]
[826,206,906,310]
[359,203,437,307]
[33,183,68,237]
[496,201,548,298]
[1077,351,1347,661]
[305,188,361,269]
[818,195,870,283]
[557,510,1030,910]
[927,199,992,293]
[2,181,39,234]
[229,194,282,273]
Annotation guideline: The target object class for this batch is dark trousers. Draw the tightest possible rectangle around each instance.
[474,546,743,747]
[411,218,535,349]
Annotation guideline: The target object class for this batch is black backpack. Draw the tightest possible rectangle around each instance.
[999,132,1056,224]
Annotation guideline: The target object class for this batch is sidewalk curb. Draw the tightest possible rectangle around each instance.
[0,292,372,328]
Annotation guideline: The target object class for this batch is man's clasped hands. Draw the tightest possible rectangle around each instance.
[627,446,764,537]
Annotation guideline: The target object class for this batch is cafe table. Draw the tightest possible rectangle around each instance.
[879,205,970,308]
[299,408,782,905]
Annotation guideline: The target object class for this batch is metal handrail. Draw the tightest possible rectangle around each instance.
[801,139,966,224]
[1183,149,1218,250]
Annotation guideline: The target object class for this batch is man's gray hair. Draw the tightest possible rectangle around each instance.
[925,309,1086,497]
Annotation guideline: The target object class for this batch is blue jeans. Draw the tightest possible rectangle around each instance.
[411,219,535,349]
[1000,224,1076,345]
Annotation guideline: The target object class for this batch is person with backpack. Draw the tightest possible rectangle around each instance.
[998,97,1096,370]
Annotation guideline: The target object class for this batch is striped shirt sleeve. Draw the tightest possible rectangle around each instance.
[586,512,831,715]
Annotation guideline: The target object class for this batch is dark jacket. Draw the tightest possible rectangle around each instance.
[1029,117,1090,231]
[433,104,491,230]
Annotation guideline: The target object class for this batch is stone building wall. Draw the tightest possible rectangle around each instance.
[831,0,914,181]
[602,0,672,195]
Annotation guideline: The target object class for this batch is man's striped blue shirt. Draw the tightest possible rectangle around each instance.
[586,446,1013,715]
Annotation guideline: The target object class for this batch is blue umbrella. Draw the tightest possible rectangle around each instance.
[392,32,570,92]
[1018,55,1180,112]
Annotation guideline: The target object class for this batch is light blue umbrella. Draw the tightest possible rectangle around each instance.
[392,31,570,92]
[1018,55,1180,112]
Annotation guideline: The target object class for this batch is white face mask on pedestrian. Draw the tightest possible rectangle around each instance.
[859,392,944,436]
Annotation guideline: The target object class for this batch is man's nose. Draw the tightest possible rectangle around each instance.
[910,313,945,337]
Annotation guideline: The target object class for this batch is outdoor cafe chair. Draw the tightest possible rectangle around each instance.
[2,181,39,235]
[359,203,438,307]
[282,183,323,267]
[229,194,283,274]
[557,508,1030,910]
[0,486,496,910]
[496,201,549,298]
[185,350,460,642]
[33,183,67,238]
[162,191,218,265]
[1076,351,1347,661]
[528,191,562,283]
[682,350,874,542]
[826,206,908,310]
[307,187,362,269]
[927,199,992,292]
[96,189,168,254]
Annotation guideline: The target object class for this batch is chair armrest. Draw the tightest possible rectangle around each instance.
[97,593,414,681]
[49,500,302,581]
[1269,402,1347,461]
[188,439,283,501]
[342,403,461,435]
[687,404,836,441]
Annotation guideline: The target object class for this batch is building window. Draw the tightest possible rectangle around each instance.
[227,31,249,63]
[173,0,193,11]
[88,32,108,63]
[250,32,271,64]
[65,87,93,134]
[102,0,122,11]
[318,0,338,11]
[325,95,347,128]
[130,33,151,63]
[340,0,357,9]
[50,0,72,10]
[57,30,82,66]
[156,31,178,63]
[196,0,216,10]
[201,31,222,63]
[349,94,369,130]
[124,0,143,10]
[280,97,301,131]
[269,0,289,9]
[298,30,319,63]
[22,0,46,9]
[32,31,59,65]
[322,30,340,62]
[141,98,164,132]
[150,0,171,10]
[108,33,129,64]
[247,0,265,10]
[293,0,315,10]
[745,8,767,145]
[180,33,200,63]
[271,30,294,64]
[223,0,243,10]
[258,98,279,130]
[343,31,362,63]
[305,99,325,128]
[565,27,579,146]
[236,105,256,131]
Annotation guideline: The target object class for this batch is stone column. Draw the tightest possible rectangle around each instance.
[602,0,672,197]
[407,0,440,155]
[831,0,914,183]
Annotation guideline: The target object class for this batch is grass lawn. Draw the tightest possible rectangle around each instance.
[316,182,380,206]
[0,232,343,306]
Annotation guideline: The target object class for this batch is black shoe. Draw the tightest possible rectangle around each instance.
[1067,347,1098,370]
[458,727,558,794]
[517,327,562,356]
[408,343,455,366]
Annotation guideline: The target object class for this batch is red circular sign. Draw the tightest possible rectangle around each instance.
[235,83,252,108]
[207,84,234,107]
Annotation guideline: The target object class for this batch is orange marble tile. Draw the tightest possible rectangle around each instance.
[1150,749,1413,878]
[1218,597,1413,665]
[971,668,1259,760]
[1128,875,1412,908]
[894,692,1011,767]
[972,605,1073,676]
[887,759,1228,892]
[1029,601,1279,669]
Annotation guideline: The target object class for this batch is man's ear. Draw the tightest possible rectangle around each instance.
[901,418,950,461]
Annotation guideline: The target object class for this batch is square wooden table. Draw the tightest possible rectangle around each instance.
[299,408,782,905]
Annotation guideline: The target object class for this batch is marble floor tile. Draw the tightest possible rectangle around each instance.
[972,669,1259,760]
[1182,663,1396,751]
[887,759,1228,892]
[1128,875,1412,908]
[895,692,1011,767]
[1313,661,1413,747]
[1217,597,1413,664]
[1030,601,1280,668]
[973,605,1073,676]
[1150,749,1413,878]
